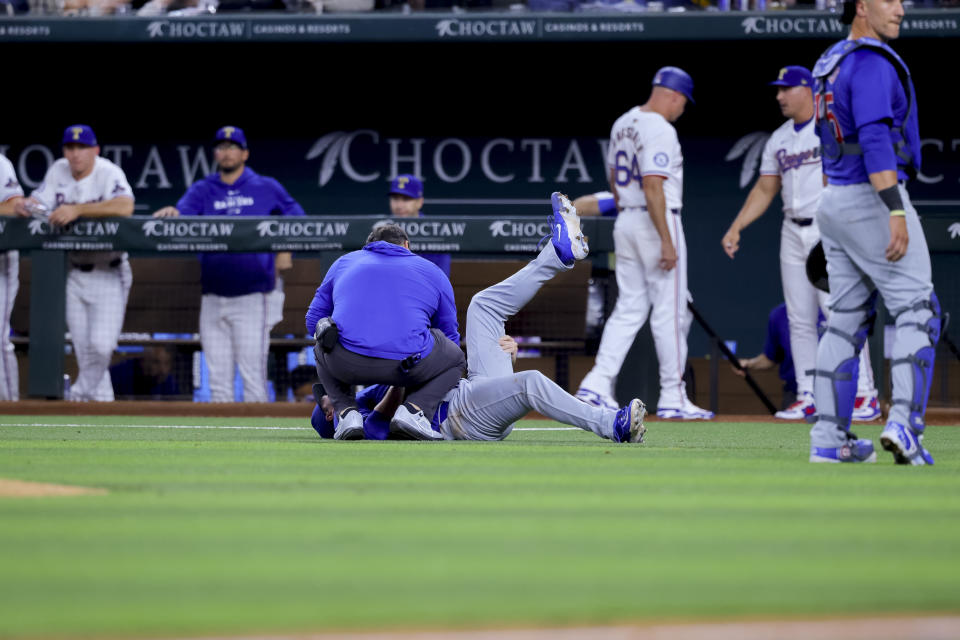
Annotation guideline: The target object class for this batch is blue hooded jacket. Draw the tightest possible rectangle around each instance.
[305,241,459,360]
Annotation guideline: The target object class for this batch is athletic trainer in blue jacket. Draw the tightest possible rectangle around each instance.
[305,222,465,441]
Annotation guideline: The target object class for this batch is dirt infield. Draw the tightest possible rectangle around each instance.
[1,400,957,425]
[0,477,107,498]
[176,616,960,640]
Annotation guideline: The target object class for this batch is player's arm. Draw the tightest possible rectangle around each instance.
[607,167,620,212]
[0,196,23,216]
[641,175,676,271]
[721,174,780,259]
[431,272,461,346]
[49,196,134,226]
[573,195,600,217]
[734,353,776,377]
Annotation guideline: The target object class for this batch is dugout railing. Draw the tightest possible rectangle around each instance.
[2,214,958,412]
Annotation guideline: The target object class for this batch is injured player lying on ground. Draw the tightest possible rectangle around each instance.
[309,193,646,445]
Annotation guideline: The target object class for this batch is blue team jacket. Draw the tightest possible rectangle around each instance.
[305,241,460,360]
[176,167,305,297]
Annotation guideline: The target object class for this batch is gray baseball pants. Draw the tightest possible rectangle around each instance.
[440,245,619,441]
[810,183,936,447]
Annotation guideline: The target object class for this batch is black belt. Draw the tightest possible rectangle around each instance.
[639,206,680,215]
[789,218,814,227]
[72,258,122,272]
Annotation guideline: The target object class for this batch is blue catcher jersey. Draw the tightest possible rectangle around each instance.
[813,38,921,185]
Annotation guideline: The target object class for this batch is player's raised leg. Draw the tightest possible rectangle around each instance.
[466,193,585,381]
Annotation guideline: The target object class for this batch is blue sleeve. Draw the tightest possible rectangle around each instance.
[763,306,787,364]
[598,195,617,216]
[430,270,460,346]
[851,54,899,174]
[269,178,305,217]
[176,183,205,215]
[362,411,391,441]
[355,384,390,416]
[304,258,343,334]
[859,122,898,176]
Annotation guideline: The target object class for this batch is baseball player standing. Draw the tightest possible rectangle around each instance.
[808,0,938,463]
[387,174,451,277]
[0,154,25,401]
[153,126,305,402]
[16,125,135,401]
[576,66,713,420]
[721,66,880,422]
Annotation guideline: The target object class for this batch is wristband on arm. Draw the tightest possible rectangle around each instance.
[878,185,906,217]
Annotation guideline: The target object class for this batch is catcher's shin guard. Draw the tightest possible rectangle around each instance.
[809,292,878,430]
[891,292,941,432]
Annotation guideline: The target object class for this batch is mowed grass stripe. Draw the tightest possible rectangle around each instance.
[1,416,959,639]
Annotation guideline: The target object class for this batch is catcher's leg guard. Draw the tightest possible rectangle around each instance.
[810,292,878,431]
[890,292,941,432]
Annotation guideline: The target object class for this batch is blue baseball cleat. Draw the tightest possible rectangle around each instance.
[550,192,589,263]
[612,398,647,444]
[809,436,877,463]
[880,422,934,466]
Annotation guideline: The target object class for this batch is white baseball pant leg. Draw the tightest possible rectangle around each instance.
[0,251,19,401]
[200,292,270,403]
[781,220,825,396]
[66,260,131,402]
[647,212,692,408]
[579,208,651,399]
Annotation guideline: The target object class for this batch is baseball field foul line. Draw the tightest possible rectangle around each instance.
[0,423,578,432]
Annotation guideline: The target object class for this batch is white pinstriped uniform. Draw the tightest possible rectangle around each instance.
[0,155,24,401]
[579,107,693,409]
[31,157,134,402]
[760,119,875,399]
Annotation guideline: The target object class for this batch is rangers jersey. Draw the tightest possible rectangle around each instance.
[759,118,823,220]
[606,107,684,212]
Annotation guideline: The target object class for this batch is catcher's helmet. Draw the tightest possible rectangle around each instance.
[652,66,695,104]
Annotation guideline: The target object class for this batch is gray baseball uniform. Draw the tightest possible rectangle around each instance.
[439,244,620,441]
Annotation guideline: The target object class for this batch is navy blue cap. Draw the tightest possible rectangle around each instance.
[62,124,97,146]
[652,66,695,104]
[389,174,423,199]
[215,126,247,149]
[770,66,814,88]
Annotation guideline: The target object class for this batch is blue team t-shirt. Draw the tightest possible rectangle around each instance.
[176,167,305,297]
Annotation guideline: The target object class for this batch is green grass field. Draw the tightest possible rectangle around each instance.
[1,415,959,639]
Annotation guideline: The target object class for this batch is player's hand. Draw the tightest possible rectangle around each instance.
[722,228,740,259]
[732,357,751,378]
[275,252,293,272]
[886,215,909,262]
[13,197,35,218]
[499,335,518,363]
[659,240,678,271]
[152,206,180,218]
[319,395,335,422]
[49,204,80,226]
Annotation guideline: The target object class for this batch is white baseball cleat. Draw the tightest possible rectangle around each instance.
[334,408,364,440]
[656,399,715,420]
[390,404,443,441]
[550,192,589,262]
[576,387,619,411]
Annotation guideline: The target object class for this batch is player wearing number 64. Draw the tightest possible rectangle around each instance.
[576,67,713,421]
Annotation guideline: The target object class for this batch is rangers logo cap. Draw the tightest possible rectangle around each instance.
[62,124,97,146]
[770,66,814,88]
[215,126,247,149]
[388,174,423,199]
